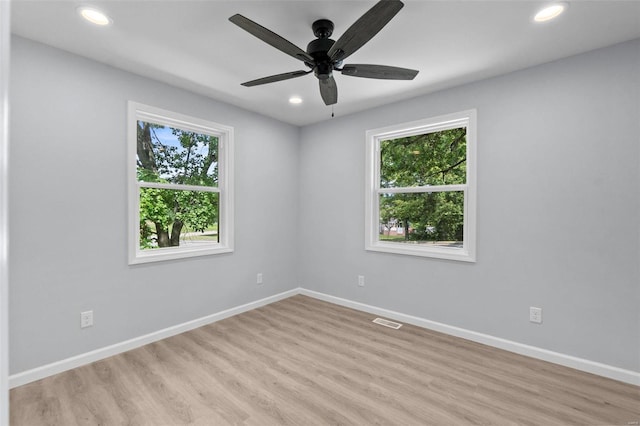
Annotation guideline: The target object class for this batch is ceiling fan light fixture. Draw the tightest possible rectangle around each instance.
[78,6,112,26]
[534,2,567,23]
[289,96,303,104]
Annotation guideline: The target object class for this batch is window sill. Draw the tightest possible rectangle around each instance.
[129,245,233,265]
[366,242,475,262]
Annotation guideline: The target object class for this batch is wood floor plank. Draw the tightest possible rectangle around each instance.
[284,296,640,423]
[220,314,448,424]
[255,301,567,424]
[237,305,501,424]
[268,300,592,425]
[10,295,640,425]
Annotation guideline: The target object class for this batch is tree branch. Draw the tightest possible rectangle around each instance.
[427,157,466,180]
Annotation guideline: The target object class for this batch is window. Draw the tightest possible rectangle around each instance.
[128,102,234,264]
[365,110,476,262]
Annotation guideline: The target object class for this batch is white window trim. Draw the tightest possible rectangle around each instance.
[127,101,234,264]
[365,109,477,262]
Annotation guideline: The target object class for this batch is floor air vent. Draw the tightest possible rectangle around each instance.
[372,317,403,329]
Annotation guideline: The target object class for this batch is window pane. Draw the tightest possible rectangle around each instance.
[380,127,466,188]
[136,120,218,187]
[379,191,463,248]
[139,188,219,250]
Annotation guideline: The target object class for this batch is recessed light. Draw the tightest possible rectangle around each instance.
[534,3,567,23]
[289,96,303,105]
[78,6,112,26]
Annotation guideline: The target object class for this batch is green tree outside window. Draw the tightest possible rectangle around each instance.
[136,121,219,250]
[379,127,466,246]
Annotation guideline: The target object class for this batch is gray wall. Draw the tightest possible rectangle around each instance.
[9,35,640,375]
[298,39,640,372]
[9,37,300,373]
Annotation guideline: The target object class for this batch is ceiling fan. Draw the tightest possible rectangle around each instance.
[229,0,419,106]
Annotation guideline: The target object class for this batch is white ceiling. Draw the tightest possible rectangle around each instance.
[10,1,640,126]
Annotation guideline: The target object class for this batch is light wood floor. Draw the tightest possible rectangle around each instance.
[10,295,640,425]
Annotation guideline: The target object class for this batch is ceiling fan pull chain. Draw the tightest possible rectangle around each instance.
[331,105,334,118]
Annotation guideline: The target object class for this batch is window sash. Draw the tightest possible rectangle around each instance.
[136,110,226,140]
[138,181,221,193]
[376,184,466,194]
[372,189,468,242]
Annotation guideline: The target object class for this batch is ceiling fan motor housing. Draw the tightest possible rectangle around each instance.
[308,19,338,80]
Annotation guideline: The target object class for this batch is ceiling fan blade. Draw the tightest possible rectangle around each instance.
[327,0,404,63]
[241,70,312,87]
[229,14,314,63]
[341,64,418,80]
[319,77,338,105]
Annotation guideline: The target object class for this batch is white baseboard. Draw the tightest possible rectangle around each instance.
[9,288,298,388]
[10,287,639,388]
[299,288,640,386]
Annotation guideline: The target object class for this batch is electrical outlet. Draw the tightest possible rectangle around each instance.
[358,275,365,287]
[80,310,93,328]
[529,307,542,324]
[257,273,263,285]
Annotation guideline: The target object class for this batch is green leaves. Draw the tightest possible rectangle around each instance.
[139,187,219,249]
[149,126,219,187]
[379,127,466,244]
[173,190,218,233]
[136,121,220,249]
[380,127,466,188]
